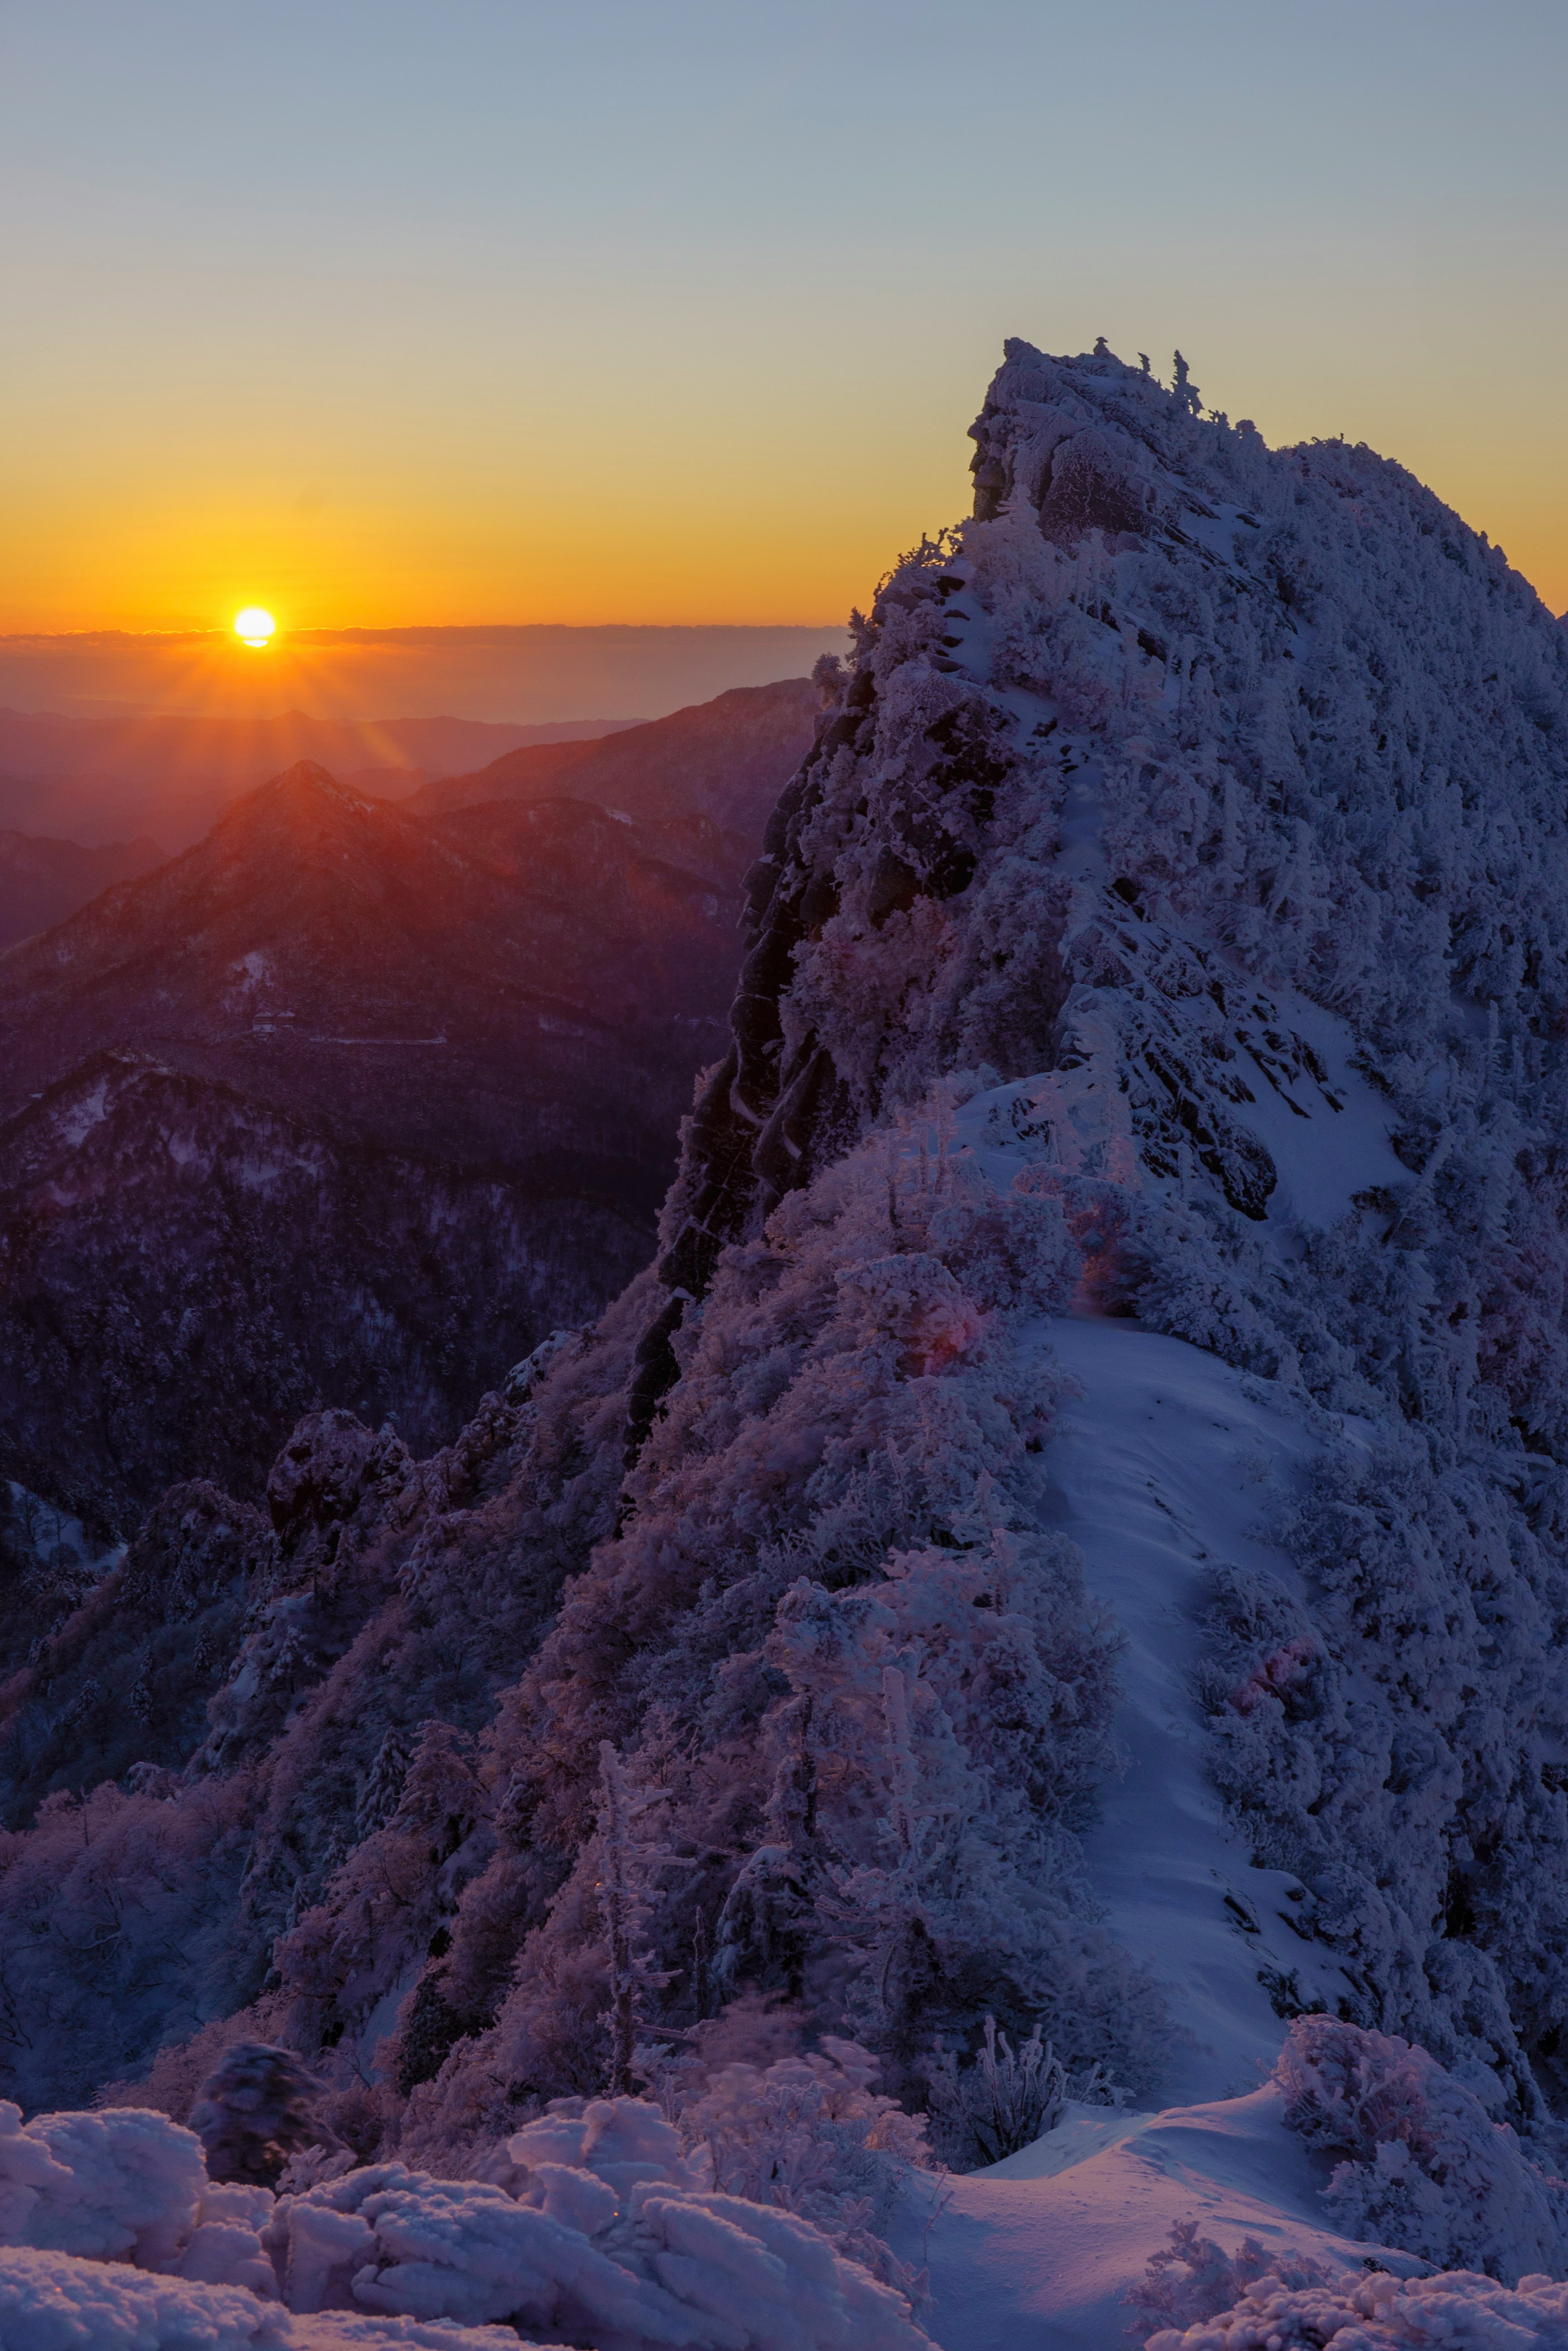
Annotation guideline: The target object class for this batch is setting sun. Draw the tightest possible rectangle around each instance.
[234,606,275,647]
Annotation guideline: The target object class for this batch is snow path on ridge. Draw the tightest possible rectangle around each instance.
[1040,1315,1358,2106]
[904,2082,1402,2351]
[892,1322,1393,2350]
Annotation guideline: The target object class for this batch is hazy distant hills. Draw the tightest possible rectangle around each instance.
[0,761,745,1178]
[0,708,637,851]
[0,680,820,1531]
[0,828,166,949]
[0,622,849,736]
[407,677,820,832]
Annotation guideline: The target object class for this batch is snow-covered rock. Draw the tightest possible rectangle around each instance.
[0,2246,524,2350]
[267,2097,927,2348]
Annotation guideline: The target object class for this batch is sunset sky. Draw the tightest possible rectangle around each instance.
[3,0,1566,639]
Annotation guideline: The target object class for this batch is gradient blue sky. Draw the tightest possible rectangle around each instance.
[3,0,1565,631]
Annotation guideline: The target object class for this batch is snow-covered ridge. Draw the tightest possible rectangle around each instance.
[6,339,1568,2325]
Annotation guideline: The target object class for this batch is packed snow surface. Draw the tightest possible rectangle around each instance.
[1041,1315,1356,2105]
[906,2084,1399,2351]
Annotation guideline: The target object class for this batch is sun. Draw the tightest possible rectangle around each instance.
[234,606,276,647]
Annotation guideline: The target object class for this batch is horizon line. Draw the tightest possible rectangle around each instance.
[0,621,851,648]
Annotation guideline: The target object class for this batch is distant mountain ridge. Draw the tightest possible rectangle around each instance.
[0,708,639,850]
[407,676,821,833]
[0,680,820,1530]
[0,827,165,949]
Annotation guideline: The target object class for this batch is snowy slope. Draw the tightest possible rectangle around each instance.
[910,2086,1407,2351]
[1042,1316,1346,2106]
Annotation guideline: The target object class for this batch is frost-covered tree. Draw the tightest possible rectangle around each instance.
[189,2041,337,2189]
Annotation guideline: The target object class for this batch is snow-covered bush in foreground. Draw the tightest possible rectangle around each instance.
[921,2012,1121,2166]
[0,2246,522,2349]
[0,2090,926,2351]
[0,2099,275,2291]
[636,2025,930,2285]
[271,2093,926,2347]
[1129,2221,1339,2340]
[1142,2266,1568,2351]
[1276,2018,1568,2282]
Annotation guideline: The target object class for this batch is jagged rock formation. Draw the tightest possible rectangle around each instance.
[8,345,1568,2220]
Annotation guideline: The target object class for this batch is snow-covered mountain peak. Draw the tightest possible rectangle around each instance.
[9,345,1568,2336]
[627,339,1568,2126]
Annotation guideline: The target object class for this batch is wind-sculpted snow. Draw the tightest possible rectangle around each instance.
[0,2246,541,2344]
[0,2100,276,2293]
[1143,2269,1568,2351]
[267,2097,925,2344]
[0,2089,923,2351]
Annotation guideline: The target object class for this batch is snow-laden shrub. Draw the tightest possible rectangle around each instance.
[395,1106,1161,2155]
[193,2043,341,2190]
[921,2014,1121,2167]
[1141,2264,1568,2351]
[1276,2018,1568,2281]
[0,2099,275,2292]
[2,2088,924,2349]
[1128,2221,1339,2341]
[635,2025,929,2285]
[267,2093,928,2348]
[0,2245,526,2348]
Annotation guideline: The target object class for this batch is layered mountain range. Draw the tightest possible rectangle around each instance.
[6,348,1568,2337]
[0,707,636,851]
[0,826,165,949]
[0,682,817,1532]
[407,678,823,831]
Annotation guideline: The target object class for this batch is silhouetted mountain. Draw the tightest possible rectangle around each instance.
[0,709,638,850]
[407,677,819,834]
[0,828,165,948]
[0,751,766,1530]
